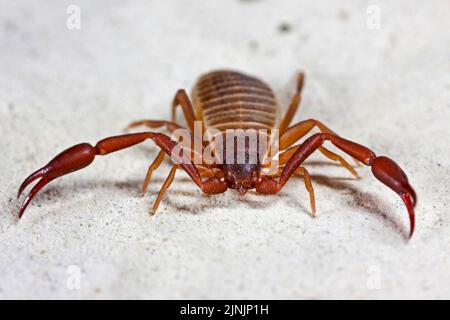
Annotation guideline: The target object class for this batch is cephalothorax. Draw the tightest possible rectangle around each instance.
[17,70,417,237]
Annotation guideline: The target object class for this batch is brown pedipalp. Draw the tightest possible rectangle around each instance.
[277,133,416,237]
[17,132,227,218]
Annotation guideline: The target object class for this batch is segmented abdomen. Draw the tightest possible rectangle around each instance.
[192,70,278,132]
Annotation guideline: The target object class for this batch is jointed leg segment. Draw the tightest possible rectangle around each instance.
[172,89,197,132]
[127,89,197,134]
[277,119,359,177]
[279,72,305,134]
[140,150,165,196]
[266,165,316,217]
[126,120,183,133]
[279,119,335,150]
[151,165,178,214]
[293,166,316,217]
[126,115,209,197]
[277,144,358,178]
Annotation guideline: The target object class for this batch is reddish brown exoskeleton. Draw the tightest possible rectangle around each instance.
[17,70,417,237]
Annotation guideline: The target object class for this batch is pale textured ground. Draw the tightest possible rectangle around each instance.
[0,0,449,299]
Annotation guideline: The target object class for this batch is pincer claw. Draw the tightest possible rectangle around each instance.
[371,156,416,238]
[17,143,96,218]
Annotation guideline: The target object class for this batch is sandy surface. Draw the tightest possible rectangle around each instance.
[1,0,449,299]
